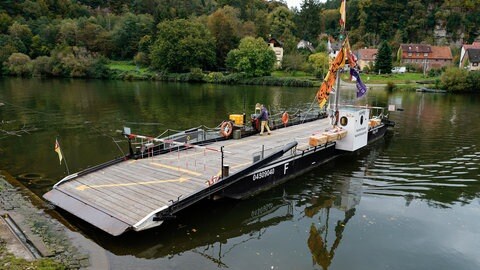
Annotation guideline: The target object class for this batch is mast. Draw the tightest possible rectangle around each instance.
[334,0,347,127]
[316,0,348,121]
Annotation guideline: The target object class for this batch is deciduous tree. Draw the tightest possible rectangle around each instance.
[207,6,242,68]
[308,52,329,78]
[225,36,276,77]
[150,19,216,72]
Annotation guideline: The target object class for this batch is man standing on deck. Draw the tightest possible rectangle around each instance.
[259,104,271,135]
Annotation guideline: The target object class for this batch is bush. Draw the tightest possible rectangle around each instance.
[205,72,225,83]
[32,56,53,77]
[189,68,205,82]
[134,52,150,67]
[466,71,480,92]
[5,53,32,76]
[440,67,469,92]
[49,46,110,78]
[428,68,442,77]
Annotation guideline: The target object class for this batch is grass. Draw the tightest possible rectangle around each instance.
[106,62,439,88]
[271,70,316,79]
[342,72,439,85]
[0,239,66,270]
[107,61,150,73]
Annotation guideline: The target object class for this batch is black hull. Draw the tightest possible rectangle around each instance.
[221,124,389,199]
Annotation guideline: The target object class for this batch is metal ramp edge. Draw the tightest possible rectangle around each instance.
[43,189,131,236]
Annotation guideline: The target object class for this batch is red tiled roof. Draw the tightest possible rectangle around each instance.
[357,49,377,61]
[429,46,452,60]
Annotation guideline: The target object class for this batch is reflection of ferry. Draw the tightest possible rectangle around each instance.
[305,177,362,270]
[86,197,293,263]
[306,176,362,270]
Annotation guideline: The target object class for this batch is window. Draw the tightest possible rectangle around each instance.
[473,63,478,66]
[408,52,412,57]
[416,53,420,56]
[424,53,428,57]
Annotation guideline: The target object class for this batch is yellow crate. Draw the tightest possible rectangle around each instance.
[309,135,328,147]
[229,114,244,125]
[322,129,348,142]
[369,118,381,127]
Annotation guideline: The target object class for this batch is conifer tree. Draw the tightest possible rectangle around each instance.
[374,41,392,74]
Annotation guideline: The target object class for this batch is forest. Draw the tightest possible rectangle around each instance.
[0,0,479,79]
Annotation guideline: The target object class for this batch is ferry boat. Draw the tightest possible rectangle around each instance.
[43,0,396,236]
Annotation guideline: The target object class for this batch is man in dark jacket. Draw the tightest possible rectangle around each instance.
[259,104,271,135]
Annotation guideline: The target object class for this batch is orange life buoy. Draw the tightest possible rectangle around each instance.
[281,112,289,127]
[220,121,233,137]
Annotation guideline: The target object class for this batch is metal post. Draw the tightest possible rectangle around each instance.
[221,146,224,178]
[334,70,341,126]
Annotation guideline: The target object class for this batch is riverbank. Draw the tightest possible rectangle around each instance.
[0,173,89,269]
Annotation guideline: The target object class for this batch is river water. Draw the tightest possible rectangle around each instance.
[1,78,479,269]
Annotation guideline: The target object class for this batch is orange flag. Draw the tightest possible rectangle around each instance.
[316,46,346,108]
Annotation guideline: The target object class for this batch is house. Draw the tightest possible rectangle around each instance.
[459,42,480,69]
[397,44,453,71]
[268,37,284,68]
[297,40,315,52]
[327,38,342,59]
[355,48,377,71]
[460,48,480,71]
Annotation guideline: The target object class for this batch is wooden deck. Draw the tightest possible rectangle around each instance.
[44,117,332,235]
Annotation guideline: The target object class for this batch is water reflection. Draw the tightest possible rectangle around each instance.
[306,179,360,270]
[69,195,294,264]
[2,78,480,269]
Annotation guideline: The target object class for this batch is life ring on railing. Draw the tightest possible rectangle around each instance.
[220,121,233,137]
[281,112,289,127]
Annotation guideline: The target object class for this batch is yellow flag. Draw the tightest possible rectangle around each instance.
[55,139,63,165]
[339,0,346,27]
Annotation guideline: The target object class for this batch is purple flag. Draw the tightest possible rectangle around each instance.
[350,68,368,98]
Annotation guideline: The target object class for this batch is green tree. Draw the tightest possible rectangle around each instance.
[374,41,392,74]
[77,19,109,53]
[57,19,79,46]
[8,21,33,52]
[225,36,276,77]
[282,53,307,74]
[294,0,322,44]
[268,6,296,39]
[30,35,50,58]
[0,12,12,34]
[0,34,18,72]
[253,10,269,38]
[207,6,242,68]
[404,0,428,42]
[112,13,154,59]
[308,52,329,78]
[32,55,53,76]
[150,19,216,72]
